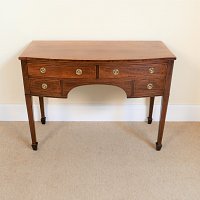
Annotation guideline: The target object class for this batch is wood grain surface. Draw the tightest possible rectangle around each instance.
[20,41,176,151]
[19,41,176,61]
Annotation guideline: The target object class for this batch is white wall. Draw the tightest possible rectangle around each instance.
[0,0,200,120]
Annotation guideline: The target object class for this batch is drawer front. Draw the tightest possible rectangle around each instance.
[27,62,96,79]
[134,79,165,97]
[29,79,61,96]
[99,64,167,79]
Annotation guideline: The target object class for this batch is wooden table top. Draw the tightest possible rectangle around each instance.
[19,41,176,61]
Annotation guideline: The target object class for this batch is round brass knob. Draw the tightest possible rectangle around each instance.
[113,69,119,75]
[149,67,155,74]
[40,67,46,74]
[41,83,48,90]
[147,83,153,90]
[76,69,82,75]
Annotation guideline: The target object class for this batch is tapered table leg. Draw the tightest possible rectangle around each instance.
[39,97,46,124]
[25,95,38,151]
[147,97,155,124]
[156,94,170,151]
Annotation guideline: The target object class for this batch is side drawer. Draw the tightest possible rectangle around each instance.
[134,79,165,97]
[29,79,62,97]
[99,63,167,79]
[27,61,96,79]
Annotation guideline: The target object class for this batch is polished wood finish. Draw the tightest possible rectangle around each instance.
[19,41,175,61]
[19,41,176,151]
[99,63,167,79]
[29,79,62,97]
[134,78,165,97]
[28,61,96,79]
[156,60,174,150]
[39,97,46,124]
[148,97,155,124]
[25,95,37,150]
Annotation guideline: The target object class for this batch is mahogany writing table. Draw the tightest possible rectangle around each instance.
[19,41,176,151]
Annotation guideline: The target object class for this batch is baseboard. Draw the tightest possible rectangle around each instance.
[0,104,200,121]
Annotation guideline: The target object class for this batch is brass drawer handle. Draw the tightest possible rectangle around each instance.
[147,83,153,90]
[41,83,48,90]
[149,67,155,74]
[40,67,46,74]
[113,69,119,75]
[76,69,82,75]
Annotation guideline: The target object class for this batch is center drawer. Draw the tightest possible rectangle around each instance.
[99,63,167,79]
[27,61,96,79]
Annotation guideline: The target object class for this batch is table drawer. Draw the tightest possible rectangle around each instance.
[27,62,96,79]
[134,79,165,97]
[29,79,61,96]
[99,64,167,79]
